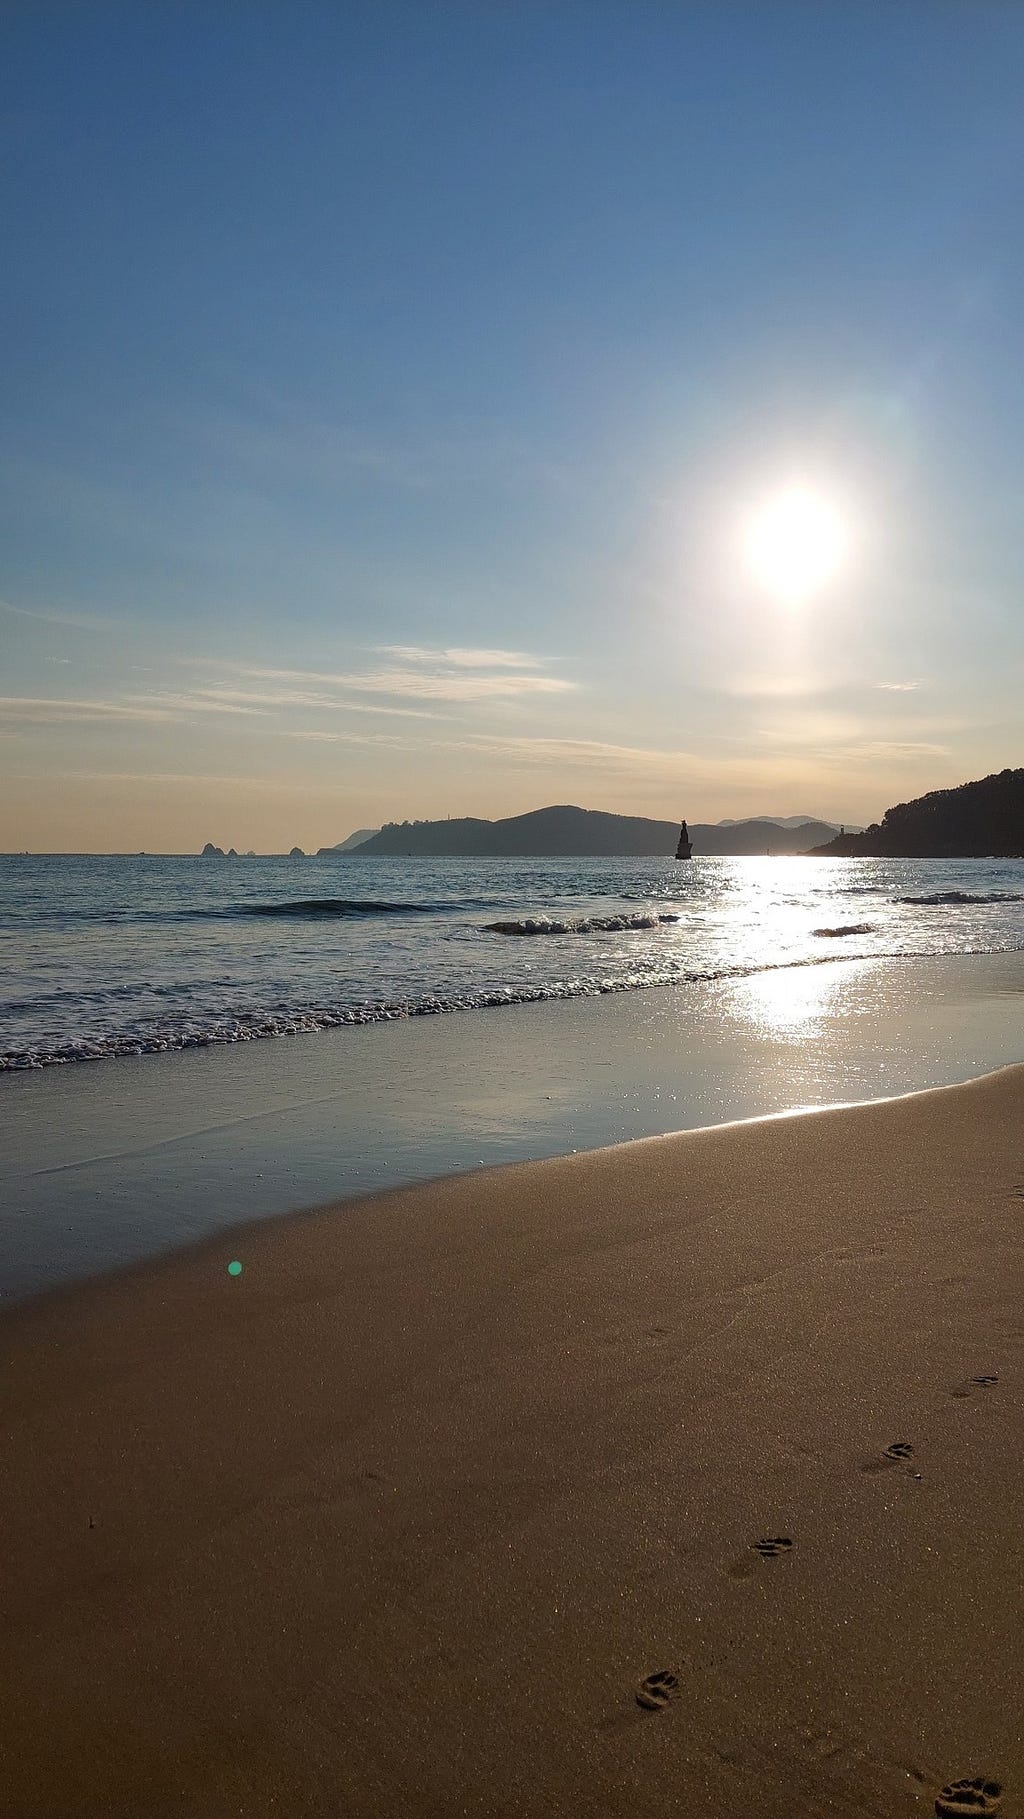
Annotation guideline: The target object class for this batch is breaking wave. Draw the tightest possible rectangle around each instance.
[486,911,680,936]
[894,890,1024,906]
[0,951,872,1070]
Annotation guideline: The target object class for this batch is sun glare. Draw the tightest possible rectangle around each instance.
[743,484,848,602]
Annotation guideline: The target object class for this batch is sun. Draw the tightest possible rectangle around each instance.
[743,484,848,602]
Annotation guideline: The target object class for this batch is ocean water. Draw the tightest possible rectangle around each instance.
[2,852,1024,1071]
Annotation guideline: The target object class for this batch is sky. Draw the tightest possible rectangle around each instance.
[2,1,1023,852]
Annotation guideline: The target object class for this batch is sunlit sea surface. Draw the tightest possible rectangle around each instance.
[2,852,1023,1070]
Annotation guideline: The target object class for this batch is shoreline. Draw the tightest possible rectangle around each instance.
[5,947,1024,1305]
[4,936,1024,1077]
[5,1061,1019,1326]
[4,1066,1023,1815]
[0,1063,1010,1337]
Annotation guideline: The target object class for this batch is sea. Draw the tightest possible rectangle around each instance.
[3,851,1024,1072]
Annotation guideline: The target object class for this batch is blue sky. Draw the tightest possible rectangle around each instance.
[3,1,1022,849]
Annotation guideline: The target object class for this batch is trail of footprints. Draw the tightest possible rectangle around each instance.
[627,1369,1004,1817]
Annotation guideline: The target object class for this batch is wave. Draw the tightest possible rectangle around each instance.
[0,896,446,927]
[10,948,995,1071]
[486,912,680,936]
[237,898,437,919]
[894,890,1024,906]
[813,923,874,937]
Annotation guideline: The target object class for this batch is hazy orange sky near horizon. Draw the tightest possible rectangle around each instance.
[3,4,1022,853]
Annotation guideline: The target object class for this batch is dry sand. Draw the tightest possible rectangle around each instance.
[3,1067,1024,1817]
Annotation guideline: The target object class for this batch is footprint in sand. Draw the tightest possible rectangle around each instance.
[729,1536,794,1576]
[934,1776,1002,1816]
[951,1375,999,1399]
[635,1670,679,1712]
[862,1441,916,1475]
[752,1536,793,1559]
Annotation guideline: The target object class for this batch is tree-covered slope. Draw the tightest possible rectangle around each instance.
[809,769,1024,858]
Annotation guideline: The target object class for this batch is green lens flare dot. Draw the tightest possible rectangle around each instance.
[227,1260,243,1277]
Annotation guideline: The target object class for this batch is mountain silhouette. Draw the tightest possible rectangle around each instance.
[810,769,1024,857]
[338,806,842,857]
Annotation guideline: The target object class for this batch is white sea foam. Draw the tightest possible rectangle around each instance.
[486,911,679,935]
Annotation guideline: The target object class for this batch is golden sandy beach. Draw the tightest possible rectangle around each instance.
[3,1067,1023,1817]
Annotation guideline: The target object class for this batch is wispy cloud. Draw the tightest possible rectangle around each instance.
[319,699,449,720]
[232,677,449,717]
[0,598,113,632]
[758,737,954,772]
[46,769,340,792]
[173,648,571,707]
[451,734,696,772]
[276,728,410,749]
[858,740,951,759]
[125,691,268,717]
[0,696,183,724]
[874,679,924,692]
[125,680,450,720]
[377,645,544,670]
[246,662,573,702]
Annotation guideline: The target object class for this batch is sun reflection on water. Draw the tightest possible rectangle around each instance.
[727,956,875,1036]
[717,857,855,969]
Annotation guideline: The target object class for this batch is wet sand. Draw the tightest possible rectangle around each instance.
[3,1066,1023,1816]
[6,948,1024,1303]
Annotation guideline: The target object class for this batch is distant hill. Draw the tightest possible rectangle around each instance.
[339,806,843,857]
[809,769,1024,857]
[318,828,379,855]
[717,814,863,833]
[694,818,842,854]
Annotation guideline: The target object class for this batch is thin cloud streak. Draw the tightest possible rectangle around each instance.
[0,598,113,632]
[155,669,452,718]
[376,645,545,669]
[246,664,574,701]
[44,769,337,792]
[858,740,951,759]
[126,692,268,716]
[277,728,410,749]
[452,733,700,771]
[0,696,184,724]
[234,677,449,717]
